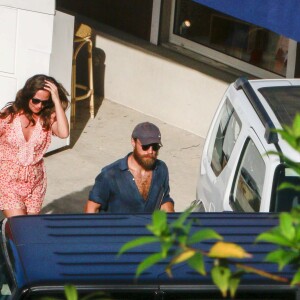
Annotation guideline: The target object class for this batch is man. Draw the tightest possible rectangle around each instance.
[85,122,175,213]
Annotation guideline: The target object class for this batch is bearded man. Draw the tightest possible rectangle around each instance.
[85,122,175,213]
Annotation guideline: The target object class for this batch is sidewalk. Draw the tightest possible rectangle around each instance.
[42,98,204,213]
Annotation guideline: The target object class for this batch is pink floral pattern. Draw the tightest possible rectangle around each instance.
[0,115,52,213]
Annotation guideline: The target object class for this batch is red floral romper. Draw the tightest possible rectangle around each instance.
[0,115,51,213]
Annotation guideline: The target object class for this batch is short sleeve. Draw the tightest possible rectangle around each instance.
[88,171,111,210]
[160,164,174,206]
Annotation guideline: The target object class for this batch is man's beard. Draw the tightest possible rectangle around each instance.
[133,148,157,171]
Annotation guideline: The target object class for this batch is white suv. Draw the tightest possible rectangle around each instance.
[195,77,300,213]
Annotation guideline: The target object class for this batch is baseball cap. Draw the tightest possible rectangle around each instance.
[132,122,162,146]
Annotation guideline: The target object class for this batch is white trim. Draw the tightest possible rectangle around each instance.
[150,0,162,45]
[0,0,55,15]
[286,39,297,78]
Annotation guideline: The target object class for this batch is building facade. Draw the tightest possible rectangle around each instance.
[57,0,300,137]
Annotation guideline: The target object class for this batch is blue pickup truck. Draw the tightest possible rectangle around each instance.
[0,213,299,299]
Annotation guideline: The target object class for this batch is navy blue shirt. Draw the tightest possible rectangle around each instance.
[89,153,174,213]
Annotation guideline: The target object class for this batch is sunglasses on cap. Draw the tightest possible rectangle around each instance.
[141,143,161,151]
[31,98,52,107]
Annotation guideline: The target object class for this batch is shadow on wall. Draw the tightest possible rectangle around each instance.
[41,185,93,214]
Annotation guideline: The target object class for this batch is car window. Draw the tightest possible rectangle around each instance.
[208,98,241,176]
[258,86,300,127]
[231,139,266,212]
[271,166,300,212]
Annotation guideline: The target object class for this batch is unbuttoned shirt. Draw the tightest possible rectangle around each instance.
[89,153,174,213]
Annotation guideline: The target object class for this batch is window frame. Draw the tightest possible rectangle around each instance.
[229,138,266,212]
[168,0,297,79]
[270,164,300,212]
[208,98,241,177]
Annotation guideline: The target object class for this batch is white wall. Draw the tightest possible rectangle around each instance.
[0,0,74,151]
[95,33,228,138]
[48,10,74,152]
[0,0,55,14]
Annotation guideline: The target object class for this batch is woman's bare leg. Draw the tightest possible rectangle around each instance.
[3,209,27,218]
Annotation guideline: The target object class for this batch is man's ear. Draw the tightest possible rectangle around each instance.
[131,138,136,148]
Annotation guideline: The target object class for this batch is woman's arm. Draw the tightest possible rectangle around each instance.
[44,80,69,138]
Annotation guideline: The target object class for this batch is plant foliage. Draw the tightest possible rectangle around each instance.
[118,207,287,298]
[256,206,300,286]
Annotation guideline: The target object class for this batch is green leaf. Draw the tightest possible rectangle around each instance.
[147,210,168,236]
[171,207,193,229]
[211,265,231,298]
[118,236,159,256]
[177,232,188,245]
[161,241,173,258]
[175,221,193,245]
[229,272,243,298]
[82,291,112,300]
[267,150,300,175]
[296,227,300,241]
[153,210,167,227]
[293,114,300,136]
[291,269,300,286]
[187,252,206,275]
[170,249,196,265]
[64,285,78,300]
[278,182,300,191]
[291,205,300,219]
[279,213,295,241]
[265,249,299,270]
[187,229,222,245]
[256,231,293,247]
[136,252,164,277]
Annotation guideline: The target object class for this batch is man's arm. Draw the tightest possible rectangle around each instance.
[160,201,175,212]
[85,200,102,213]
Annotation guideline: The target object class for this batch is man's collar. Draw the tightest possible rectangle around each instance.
[120,152,159,171]
[119,153,132,171]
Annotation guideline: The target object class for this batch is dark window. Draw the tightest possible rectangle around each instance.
[271,165,300,212]
[209,99,241,176]
[56,0,153,40]
[231,139,265,212]
[173,0,289,76]
[259,86,300,127]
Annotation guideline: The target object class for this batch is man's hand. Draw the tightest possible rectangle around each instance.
[85,200,102,213]
[160,202,175,212]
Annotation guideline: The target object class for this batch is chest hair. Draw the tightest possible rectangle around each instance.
[131,171,153,201]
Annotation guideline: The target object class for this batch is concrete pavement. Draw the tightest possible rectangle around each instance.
[42,97,204,213]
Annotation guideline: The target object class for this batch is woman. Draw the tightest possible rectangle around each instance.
[0,74,70,217]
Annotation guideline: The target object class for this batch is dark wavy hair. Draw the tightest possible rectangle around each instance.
[0,74,70,130]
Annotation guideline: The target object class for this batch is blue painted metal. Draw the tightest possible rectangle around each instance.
[1,213,298,298]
